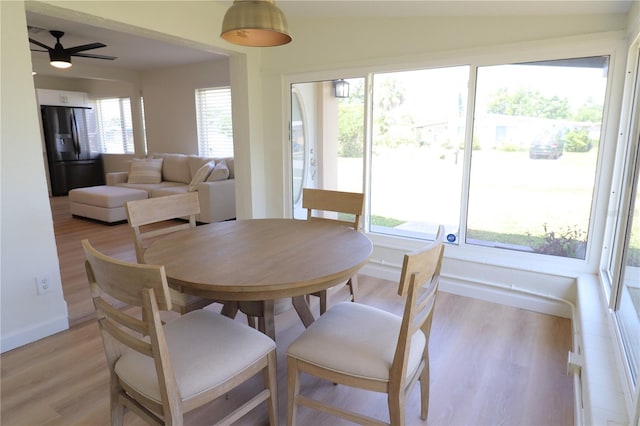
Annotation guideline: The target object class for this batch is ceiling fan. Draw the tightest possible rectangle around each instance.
[29,29,116,69]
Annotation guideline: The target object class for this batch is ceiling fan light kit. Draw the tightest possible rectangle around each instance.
[220,0,291,47]
[29,30,116,69]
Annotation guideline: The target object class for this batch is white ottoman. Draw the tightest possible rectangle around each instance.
[69,186,148,223]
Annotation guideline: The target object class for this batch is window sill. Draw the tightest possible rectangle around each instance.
[575,273,629,425]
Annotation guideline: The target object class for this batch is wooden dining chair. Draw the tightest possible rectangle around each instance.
[302,187,365,314]
[286,225,445,426]
[125,192,215,314]
[83,239,278,426]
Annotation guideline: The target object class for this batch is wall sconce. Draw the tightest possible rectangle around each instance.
[220,0,292,47]
[333,79,350,98]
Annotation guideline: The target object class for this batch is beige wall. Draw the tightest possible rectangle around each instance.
[33,59,231,156]
[142,59,230,154]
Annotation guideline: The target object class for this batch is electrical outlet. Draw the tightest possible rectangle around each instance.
[36,275,52,295]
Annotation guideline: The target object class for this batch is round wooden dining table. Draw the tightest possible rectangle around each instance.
[144,218,373,340]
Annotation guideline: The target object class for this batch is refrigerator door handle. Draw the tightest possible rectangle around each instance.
[70,110,81,158]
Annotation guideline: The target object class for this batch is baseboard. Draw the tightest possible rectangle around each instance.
[440,276,572,318]
[360,263,572,318]
[0,314,69,353]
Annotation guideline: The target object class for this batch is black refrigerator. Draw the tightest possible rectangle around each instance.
[41,105,105,196]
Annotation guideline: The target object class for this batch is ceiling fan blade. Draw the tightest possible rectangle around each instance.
[30,49,48,53]
[71,52,116,60]
[65,42,107,54]
[29,38,52,51]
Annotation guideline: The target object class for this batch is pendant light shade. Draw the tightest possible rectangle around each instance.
[220,0,292,47]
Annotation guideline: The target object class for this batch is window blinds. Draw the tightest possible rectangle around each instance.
[96,98,134,154]
[195,87,234,157]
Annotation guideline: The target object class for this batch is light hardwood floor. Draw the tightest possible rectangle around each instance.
[0,196,574,425]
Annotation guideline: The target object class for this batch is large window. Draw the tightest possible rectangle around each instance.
[370,66,468,240]
[467,57,608,258]
[290,55,610,261]
[95,97,134,154]
[195,87,233,157]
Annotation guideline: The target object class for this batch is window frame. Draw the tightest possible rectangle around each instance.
[604,35,640,419]
[285,36,627,277]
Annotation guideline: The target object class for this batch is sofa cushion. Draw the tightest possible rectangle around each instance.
[214,157,234,179]
[151,153,191,184]
[207,160,229,181]
[116,181,185,195]
[188,156,215,179]
[151,186,190,198]
[188,161,215,192]
[127,158,163,184]
[69,185,148,208]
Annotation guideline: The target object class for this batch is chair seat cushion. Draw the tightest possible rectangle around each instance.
[114,310,276,403]
[287,302,425,382]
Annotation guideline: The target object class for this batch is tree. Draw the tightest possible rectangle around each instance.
[564,128,593,152]
[487,88,570,119]
[338,103,364,157]
[338,80,365,157]
[573,97,604,122]
[374,77,406,139]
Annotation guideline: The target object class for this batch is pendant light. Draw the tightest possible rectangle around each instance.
[220,0,292,47]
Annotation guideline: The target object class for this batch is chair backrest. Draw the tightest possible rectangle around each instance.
[302,188,364,230]
[390,225,445,390]
[126,192,200,263]
[82,239,179,418]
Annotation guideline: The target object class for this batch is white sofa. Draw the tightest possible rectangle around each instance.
[104,153,236,223]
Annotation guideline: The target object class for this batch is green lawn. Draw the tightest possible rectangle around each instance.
[340,147,640,262]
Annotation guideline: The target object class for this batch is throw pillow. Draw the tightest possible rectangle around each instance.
[206,159,229,181]
[188,160,215,192]
[127,158,163,184]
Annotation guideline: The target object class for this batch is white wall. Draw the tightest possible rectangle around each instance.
[1,1,69,352]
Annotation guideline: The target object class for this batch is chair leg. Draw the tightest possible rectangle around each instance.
[247,315,257,329]
[264,350,279,426]
[221,301,239,318]
[348,275,359,302]
[286,357,301,426]
[110,386,125,426]
[388,390,406,426]
[319,290,328,315]
[420,357,430,420]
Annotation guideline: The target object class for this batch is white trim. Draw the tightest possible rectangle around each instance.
[577,274,629,425]
[0,314,69,353]
[284,32,628,276]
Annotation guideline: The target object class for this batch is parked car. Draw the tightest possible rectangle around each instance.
[529,138,564,159]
